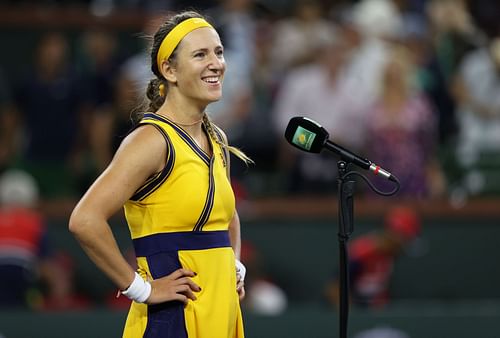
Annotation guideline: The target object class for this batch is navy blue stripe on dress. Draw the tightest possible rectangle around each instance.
[143,251,187,338]
[132,171,161,198]
[193,156,215,231]
[130,123,175,201]
[143,113,210,165]
[133,230,230,257]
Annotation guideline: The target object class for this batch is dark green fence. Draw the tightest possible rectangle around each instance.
[1,216,498,338]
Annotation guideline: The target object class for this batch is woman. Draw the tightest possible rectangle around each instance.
[69,10,251,338]
[364,46,444,198]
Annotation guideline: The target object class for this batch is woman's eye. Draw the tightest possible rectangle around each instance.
[194,52,205,58]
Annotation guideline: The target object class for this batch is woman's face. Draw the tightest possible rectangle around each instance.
[170,27,226,106]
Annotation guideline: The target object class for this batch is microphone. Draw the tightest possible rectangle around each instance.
[284,116,396,181]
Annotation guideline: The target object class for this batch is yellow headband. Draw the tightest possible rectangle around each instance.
[156,18,213,71]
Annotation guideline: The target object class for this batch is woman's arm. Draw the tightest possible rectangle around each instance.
[69,125,200,304]
[215,126,246,299]
[229,210,245,300]
[228,211,241,260]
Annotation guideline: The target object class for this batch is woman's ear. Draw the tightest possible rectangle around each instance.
[160,60,177,84]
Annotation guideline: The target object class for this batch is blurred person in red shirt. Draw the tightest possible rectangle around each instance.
[0,169,47,308]
[326,206,421,308]
[0,169,90,310]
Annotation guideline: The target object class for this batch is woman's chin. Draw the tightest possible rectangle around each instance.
[206,95,222,104]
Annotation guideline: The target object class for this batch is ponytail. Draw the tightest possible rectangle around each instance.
[202,113,253,165]
[146,78,167,112]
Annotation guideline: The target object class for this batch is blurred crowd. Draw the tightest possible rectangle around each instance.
[1,0,500,311]
[1,0,500,203]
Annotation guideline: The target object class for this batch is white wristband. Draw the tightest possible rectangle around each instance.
[235,259,246,282]
[121,272,152,303]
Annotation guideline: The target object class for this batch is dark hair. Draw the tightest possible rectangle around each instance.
[144,10,206,114]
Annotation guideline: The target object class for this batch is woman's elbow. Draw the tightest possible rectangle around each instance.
[68,206,92,238]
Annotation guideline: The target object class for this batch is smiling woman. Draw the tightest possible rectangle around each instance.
[69,10,251,338]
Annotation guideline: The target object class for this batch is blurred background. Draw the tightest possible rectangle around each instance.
[1,0,500,337]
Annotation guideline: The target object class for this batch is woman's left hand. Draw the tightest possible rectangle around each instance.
[235,259,246,300]
[236,274,245,300]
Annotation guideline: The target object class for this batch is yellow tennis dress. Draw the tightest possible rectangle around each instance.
[122,113,244,338]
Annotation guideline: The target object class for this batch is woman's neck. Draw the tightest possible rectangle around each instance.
[156,98,212,153]
[157,96,206,130]
[382,85,408,105]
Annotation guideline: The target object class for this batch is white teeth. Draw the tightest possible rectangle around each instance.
[203,77,219,83]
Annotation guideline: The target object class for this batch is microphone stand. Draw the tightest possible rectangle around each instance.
[337,161,355,338]
[335,161,400,338]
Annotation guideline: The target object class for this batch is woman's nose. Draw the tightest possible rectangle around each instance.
[208,53,224,70]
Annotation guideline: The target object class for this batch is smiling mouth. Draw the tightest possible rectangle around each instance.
[202,76,220,84]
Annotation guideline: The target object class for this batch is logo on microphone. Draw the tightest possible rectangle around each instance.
[292,126,316,151]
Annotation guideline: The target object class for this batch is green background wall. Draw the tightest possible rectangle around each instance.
[1,216,498,338]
